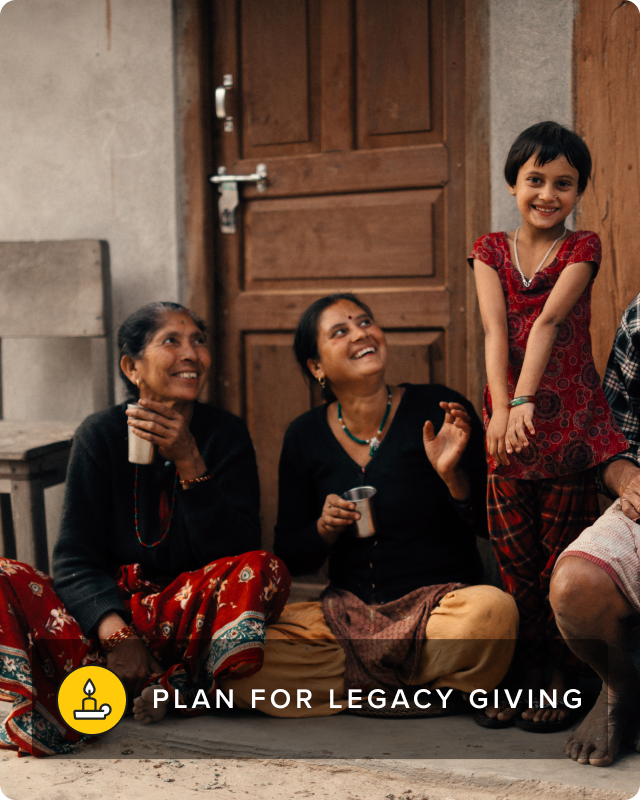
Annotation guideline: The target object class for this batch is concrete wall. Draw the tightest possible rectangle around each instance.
[489,0,575,232]
[0,0,179,421]
[0,0,180,556]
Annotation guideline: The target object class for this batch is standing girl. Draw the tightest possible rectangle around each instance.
[470,121,627,731]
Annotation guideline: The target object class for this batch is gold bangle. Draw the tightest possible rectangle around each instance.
[179,473,213,487]
[101,624,137,654]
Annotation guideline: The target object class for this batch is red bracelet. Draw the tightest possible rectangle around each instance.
[101,625,137,654]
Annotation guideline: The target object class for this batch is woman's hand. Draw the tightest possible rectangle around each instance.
[423,402,472,500]
[505,403,535,454]
[97,612,161,701]
[317,493,360,545]
[486,408,511,466]
[106,637,162,703]
[127,399,206,480]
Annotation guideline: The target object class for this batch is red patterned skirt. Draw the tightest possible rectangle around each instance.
[0,551,289,756]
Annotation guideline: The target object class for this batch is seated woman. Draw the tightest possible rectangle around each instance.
[0,302,289,756]
[219,293,517,717]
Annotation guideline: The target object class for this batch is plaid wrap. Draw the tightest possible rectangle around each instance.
[487,470,599,668]
[601,291,640,470]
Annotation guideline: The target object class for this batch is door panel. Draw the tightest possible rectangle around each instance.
[245,189,441,283]
[240,0,321,156]
[244,333,311,557]
[357,0,432,138]
[212,0,466,553]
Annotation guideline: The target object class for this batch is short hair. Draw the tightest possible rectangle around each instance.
[504,121,592,194]
[117,301,206,398]
[293,293,374,404]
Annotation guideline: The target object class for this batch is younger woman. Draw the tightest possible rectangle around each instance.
[470,121,627,731]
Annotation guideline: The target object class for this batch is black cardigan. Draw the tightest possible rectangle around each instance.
[52,401,261,635]
[273,384,487,604]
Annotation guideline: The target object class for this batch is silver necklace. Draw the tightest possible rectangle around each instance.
[513,227,566,288]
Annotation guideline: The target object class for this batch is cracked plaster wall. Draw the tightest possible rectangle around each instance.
[489,0,575,233]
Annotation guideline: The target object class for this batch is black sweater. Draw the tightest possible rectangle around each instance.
[273,384,487,604]
[52,401,261,635]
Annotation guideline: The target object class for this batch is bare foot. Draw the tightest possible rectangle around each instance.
[564,687,637,767]
[520,666,568,725]
[133,685,170,725]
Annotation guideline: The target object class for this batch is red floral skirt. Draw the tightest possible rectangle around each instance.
[0,551,289,756]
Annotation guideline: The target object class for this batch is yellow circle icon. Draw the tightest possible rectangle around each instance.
[57,665,127,735]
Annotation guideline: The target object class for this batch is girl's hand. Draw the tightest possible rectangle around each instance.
[127,400,205,478]
[486,408,510,466]
[505,403,535,454]
[317,493,360,544]
[423,402,472,478]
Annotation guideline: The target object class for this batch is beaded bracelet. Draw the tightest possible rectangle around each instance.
[179,473,213,488]
[101,625,137,654]
[509,395,536,408]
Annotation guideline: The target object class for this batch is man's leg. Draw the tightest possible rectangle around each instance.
[550,556,639,767]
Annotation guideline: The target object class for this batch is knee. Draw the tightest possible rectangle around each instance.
[457,585,518,638]
[246,551,290,582]
[550,557,611,624]
[481,585,519,634]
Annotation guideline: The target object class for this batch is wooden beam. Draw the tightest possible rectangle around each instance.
[465,0,491,417]
[173,0,215,343]
[233,287,450,331]
[235,144,449,199]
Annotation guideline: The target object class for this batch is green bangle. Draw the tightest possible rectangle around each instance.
[509,395,536,408]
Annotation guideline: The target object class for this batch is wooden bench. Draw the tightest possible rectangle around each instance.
[0,240,112,571]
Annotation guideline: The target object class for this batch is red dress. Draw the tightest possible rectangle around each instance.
[469,230,627,480]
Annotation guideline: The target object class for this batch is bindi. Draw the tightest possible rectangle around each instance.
[348,315,352,320]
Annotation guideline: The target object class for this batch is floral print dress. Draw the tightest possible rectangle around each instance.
[469,230,627,479]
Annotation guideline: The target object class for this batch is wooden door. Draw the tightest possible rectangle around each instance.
[575,0,640,378]
[212,0,467,554]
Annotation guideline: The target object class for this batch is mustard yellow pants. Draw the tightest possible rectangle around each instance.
[219,584,518,717]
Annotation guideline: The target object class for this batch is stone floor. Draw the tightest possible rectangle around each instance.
[1,700,639,800]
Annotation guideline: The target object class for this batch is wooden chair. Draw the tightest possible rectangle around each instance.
[0,241,113,571]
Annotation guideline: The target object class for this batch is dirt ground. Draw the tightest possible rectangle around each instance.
[0,751,637,800]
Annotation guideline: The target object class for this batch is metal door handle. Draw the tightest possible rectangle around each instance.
[209,164,268,234]
[215,74,234,132]
[209,164,267,190]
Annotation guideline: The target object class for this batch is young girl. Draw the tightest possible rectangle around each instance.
[470,121,628,731]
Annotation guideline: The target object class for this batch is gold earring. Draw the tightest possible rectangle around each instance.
[318,376,326,389]
[136,379,141,389]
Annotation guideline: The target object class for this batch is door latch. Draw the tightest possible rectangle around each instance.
[209,164,267,234]
[215,74,234,132]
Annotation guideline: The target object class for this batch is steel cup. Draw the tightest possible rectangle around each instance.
[127,403,155,464]
[342,485,377,538]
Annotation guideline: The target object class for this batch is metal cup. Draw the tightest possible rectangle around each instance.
[127,403,155,464]
[342,485,377,538]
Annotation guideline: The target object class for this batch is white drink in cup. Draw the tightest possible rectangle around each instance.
[127,403,155,464]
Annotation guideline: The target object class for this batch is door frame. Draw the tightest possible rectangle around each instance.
[173,0,490,414]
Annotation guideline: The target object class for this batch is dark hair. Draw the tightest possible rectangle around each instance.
[504,121,592,194]
[117,301,206,398]
[293,293,374,403]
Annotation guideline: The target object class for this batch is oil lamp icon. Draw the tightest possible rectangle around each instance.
[73,678,112,720]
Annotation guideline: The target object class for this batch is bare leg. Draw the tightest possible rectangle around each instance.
[132,685,170,725]
[550,557,639,767]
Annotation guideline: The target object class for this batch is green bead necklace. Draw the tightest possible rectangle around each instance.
[337,386,392,457]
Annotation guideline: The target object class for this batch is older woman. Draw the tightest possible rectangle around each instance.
[0,302,289,756]
[218,294,517,719]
